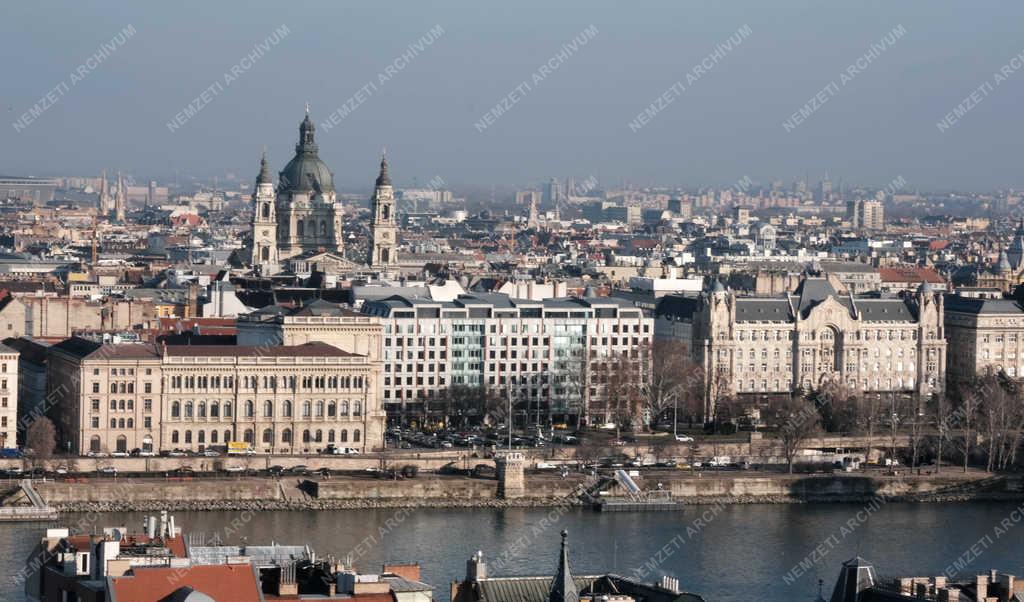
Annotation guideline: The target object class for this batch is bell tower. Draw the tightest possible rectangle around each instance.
[251,152,279,274]
[367,153,398,268]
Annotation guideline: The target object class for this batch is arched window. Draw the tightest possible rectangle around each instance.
[302,401,311,417]
[328,401,336,417]
[283,400,292,417]
[171,431,179,444]
[90,436,101,452]
[210,403,219,418]
[302,429,311,443]
[116,435,127,453]
[224,403,232,418]
[340,400,349,415]
[198,402,207,418]
[185,431,192,444]
[316,400,325,417]
[340,429,348,443]
[353,429,361,443]
[244,429,254,444]
[262,203,270,219]
[224,429,231,444]
[245,400,254,418]
[126,418,134,428]
[263,400,274,417]
[185,402,194,418]
[262,428,273,444]
[297,219,305,236]
[110,418,116,428]
[282,428,292,444]
[320,220,327,236]
[118,399,126,410]
[261,246,270,261]
[118,418,125,428]
[315,429,323,443]
[198,430,205,444]
[211,430,219,443]
[328,429,335,443]
[353,401,362,416]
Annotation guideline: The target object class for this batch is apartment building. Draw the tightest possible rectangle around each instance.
[359,293,653,427]
[46,338,382,455]
[0,342,19,448]
[944,291,1024,384]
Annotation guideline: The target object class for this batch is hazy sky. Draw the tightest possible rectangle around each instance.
[3,1,1023,192]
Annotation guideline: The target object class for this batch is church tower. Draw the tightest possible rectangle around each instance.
[98,169,110,216]
[251,152,279,274]
[114,172,126,223]
[367,154,398,268]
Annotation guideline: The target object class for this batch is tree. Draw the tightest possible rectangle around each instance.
[775,393,822,474]
[642,341,702,429]
[25,416,57,465]
[951,380,980,473]
[811,381,859,434]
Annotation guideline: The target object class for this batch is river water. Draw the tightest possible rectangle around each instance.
[3,503,1023,601]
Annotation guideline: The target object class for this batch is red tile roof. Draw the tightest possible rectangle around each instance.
[109,564,262,601]
[878,266,945,284]
[163,342,362,358]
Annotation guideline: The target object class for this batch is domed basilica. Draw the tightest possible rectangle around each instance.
[249,109,397,276]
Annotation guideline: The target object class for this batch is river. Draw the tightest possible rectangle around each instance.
[3,502,1023,601]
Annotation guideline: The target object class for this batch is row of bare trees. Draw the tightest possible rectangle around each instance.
[768,367,1024,474]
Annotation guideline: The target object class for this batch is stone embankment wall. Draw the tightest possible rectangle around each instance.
[27,471,1024,513]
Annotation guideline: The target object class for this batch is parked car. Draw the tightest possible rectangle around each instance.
[167,449,187,457]
[54,465,70,475]
[674,434,695,443]
[223,465,245,473]
[86,451,108,458]
[267,465,285,477]
[97,466,118,475]
[203,450,221,457]
[110,451,130,458]
[289,465,310,475]
[170,466,195,476]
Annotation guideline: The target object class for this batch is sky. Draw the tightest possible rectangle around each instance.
[2,0,1023,193]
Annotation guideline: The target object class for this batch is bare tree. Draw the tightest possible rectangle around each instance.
[642,340,699,430]
[25,416,57,466]
[775,393,822,474]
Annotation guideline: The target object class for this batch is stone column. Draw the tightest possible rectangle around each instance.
[495,451,525,499]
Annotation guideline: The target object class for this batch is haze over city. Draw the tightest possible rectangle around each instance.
[4,1,1024,190]
[4,3,1024,602]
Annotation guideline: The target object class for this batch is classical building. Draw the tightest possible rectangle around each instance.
[251,110,345,274]
[691,277,946,418]
[0,342,19,449]
[944,290,1024,383]
[46,337,383,455]
[367,154,398,268]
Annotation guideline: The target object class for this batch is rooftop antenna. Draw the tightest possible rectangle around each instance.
[305,101,310,115]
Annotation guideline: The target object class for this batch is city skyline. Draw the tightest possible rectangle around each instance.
[4,1,1024,190]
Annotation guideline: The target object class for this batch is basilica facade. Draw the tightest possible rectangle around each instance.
[250,110,399,275]
[251,111,345,274]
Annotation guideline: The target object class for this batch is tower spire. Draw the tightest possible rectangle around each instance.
[257,150,271,185]
[548,530,579,602]
[376,151,391,187]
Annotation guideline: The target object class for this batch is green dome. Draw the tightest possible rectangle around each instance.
[278,112,335,194]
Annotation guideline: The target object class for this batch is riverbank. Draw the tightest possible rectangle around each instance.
[25,470,1024,513]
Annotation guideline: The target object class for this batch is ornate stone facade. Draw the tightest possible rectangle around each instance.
[693,278,946,418]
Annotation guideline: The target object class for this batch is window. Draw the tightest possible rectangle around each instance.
[263,400,274,417]
[340,429,348,443]
[262,428,273,444]
[93,383,100,393]
[283,400,292,418]
[185,431,192,444]
[91,417,99,428]
[328,401,336,417]
[171,401,180,418]
[282,429,292,444]
[302,401,311,417]
[245,400,254,418]
[144,383,152,394]
[144,417,151,429]
[353,429,360,443]
[185,402,193,418]
[198,402,206,418]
